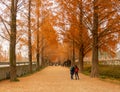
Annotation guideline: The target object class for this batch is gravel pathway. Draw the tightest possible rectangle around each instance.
[0,66,120,92]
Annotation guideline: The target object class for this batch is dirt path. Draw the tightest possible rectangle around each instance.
[0,66,120,92]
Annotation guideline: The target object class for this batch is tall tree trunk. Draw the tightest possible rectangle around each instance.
[91,0,99,77]
[41,35,44,66]
[36,0,40,70]
[72,39,75,65]
[36,21,40,70]
[78,0,84,72]
[10,0,17,81]
[28,0,32,73]
[79,44,84,72]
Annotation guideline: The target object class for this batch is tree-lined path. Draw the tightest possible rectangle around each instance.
[0,66,120,92]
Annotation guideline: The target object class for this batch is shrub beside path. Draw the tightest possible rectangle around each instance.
[0,66,120,92]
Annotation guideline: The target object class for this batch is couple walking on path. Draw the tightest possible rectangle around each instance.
[70,65,79,80]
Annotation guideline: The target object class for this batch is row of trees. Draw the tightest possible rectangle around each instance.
[0,0,60,81]
[59,0,120,77]
[0,0,120,81]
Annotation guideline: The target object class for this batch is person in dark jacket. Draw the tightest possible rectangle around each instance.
[70,65,75,79]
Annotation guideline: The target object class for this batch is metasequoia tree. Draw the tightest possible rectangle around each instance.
[10,0,18,81]
[10,0,28,80]
[28,0,33,73]
[58,0,91,71]
[81,0,120,77]
[35,0,41,70]
[0,0,31,80]
[77,0,87,72]
[90,0,99,77]
[34,0,62,65]
[91,0,120,77]
[34,0,49,68]
[40,17,59,64]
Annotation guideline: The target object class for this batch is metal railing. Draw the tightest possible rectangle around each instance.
[84,59,120,65]
[0,62,37,68]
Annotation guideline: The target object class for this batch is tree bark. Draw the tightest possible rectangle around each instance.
[91,0,99,77]
[72,39,75,65]
[41,35,44,66]
[36,31,40,70]
[36,0,40,70]
[28,0,32,73]
[79,44,84,72]
[10,0,17,81]
[78,0,84,72]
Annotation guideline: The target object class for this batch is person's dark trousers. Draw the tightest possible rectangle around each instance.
[75,72,79,80]
[71,73,74,79]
